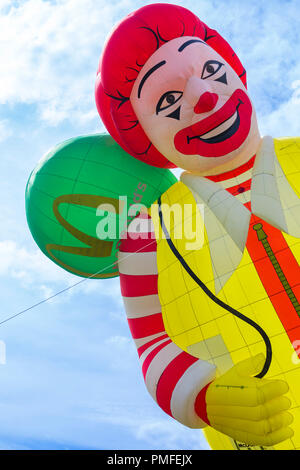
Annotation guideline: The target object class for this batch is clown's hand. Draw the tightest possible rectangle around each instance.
[201,354,294,447]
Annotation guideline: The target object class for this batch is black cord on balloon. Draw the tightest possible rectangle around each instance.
[157,196,272,379]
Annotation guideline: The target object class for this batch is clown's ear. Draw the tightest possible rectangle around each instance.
[26,133,177,279]
[95,79,176,169]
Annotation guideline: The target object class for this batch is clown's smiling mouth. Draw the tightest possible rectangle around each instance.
[187,100,242,145]
[174,89,252,158]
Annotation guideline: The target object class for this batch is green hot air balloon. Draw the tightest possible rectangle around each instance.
[26,134,177,279]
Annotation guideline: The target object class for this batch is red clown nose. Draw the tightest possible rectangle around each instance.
[194,92,219,114]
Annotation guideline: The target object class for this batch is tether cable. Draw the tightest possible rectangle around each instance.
[0,230,159,327]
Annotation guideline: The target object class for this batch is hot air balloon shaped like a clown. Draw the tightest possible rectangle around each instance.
[26,3,300,450]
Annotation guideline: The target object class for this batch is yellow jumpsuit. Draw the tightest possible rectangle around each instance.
[150,136,300,450]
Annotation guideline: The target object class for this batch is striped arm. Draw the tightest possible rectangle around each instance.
[118,213,216,429]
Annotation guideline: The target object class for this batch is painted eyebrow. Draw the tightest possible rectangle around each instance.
[178,39,206,52]
[138,60,166,98]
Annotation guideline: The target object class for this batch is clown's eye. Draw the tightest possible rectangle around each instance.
[156,91,183,115]
[201,60,224,79]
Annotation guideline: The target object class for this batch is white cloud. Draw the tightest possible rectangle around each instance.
[1,0,299,133]
[0,239,73,282]
[0,119,12,142]
[104,335,137,371]
[135,420,210,450]
[0,0,131,125]
[87,402,210,450]
[0,239,122,304]
[259,80,300,137]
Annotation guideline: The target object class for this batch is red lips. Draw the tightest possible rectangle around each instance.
[174,89,252,158]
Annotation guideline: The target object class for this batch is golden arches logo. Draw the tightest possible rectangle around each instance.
[46,194,124,279]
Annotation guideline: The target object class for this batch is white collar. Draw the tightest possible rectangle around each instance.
[181,136,300,243]
[180,136,300,293]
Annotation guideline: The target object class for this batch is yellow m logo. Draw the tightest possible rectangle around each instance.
[46,194,124,278]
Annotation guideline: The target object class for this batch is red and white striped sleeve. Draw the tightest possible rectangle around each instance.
[118,213,216,429]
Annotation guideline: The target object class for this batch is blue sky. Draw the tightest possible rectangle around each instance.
[0,0,299,450]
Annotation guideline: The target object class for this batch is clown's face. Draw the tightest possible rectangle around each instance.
[130,36,261,175]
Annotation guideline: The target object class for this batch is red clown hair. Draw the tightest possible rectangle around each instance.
[95,3,247,168]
